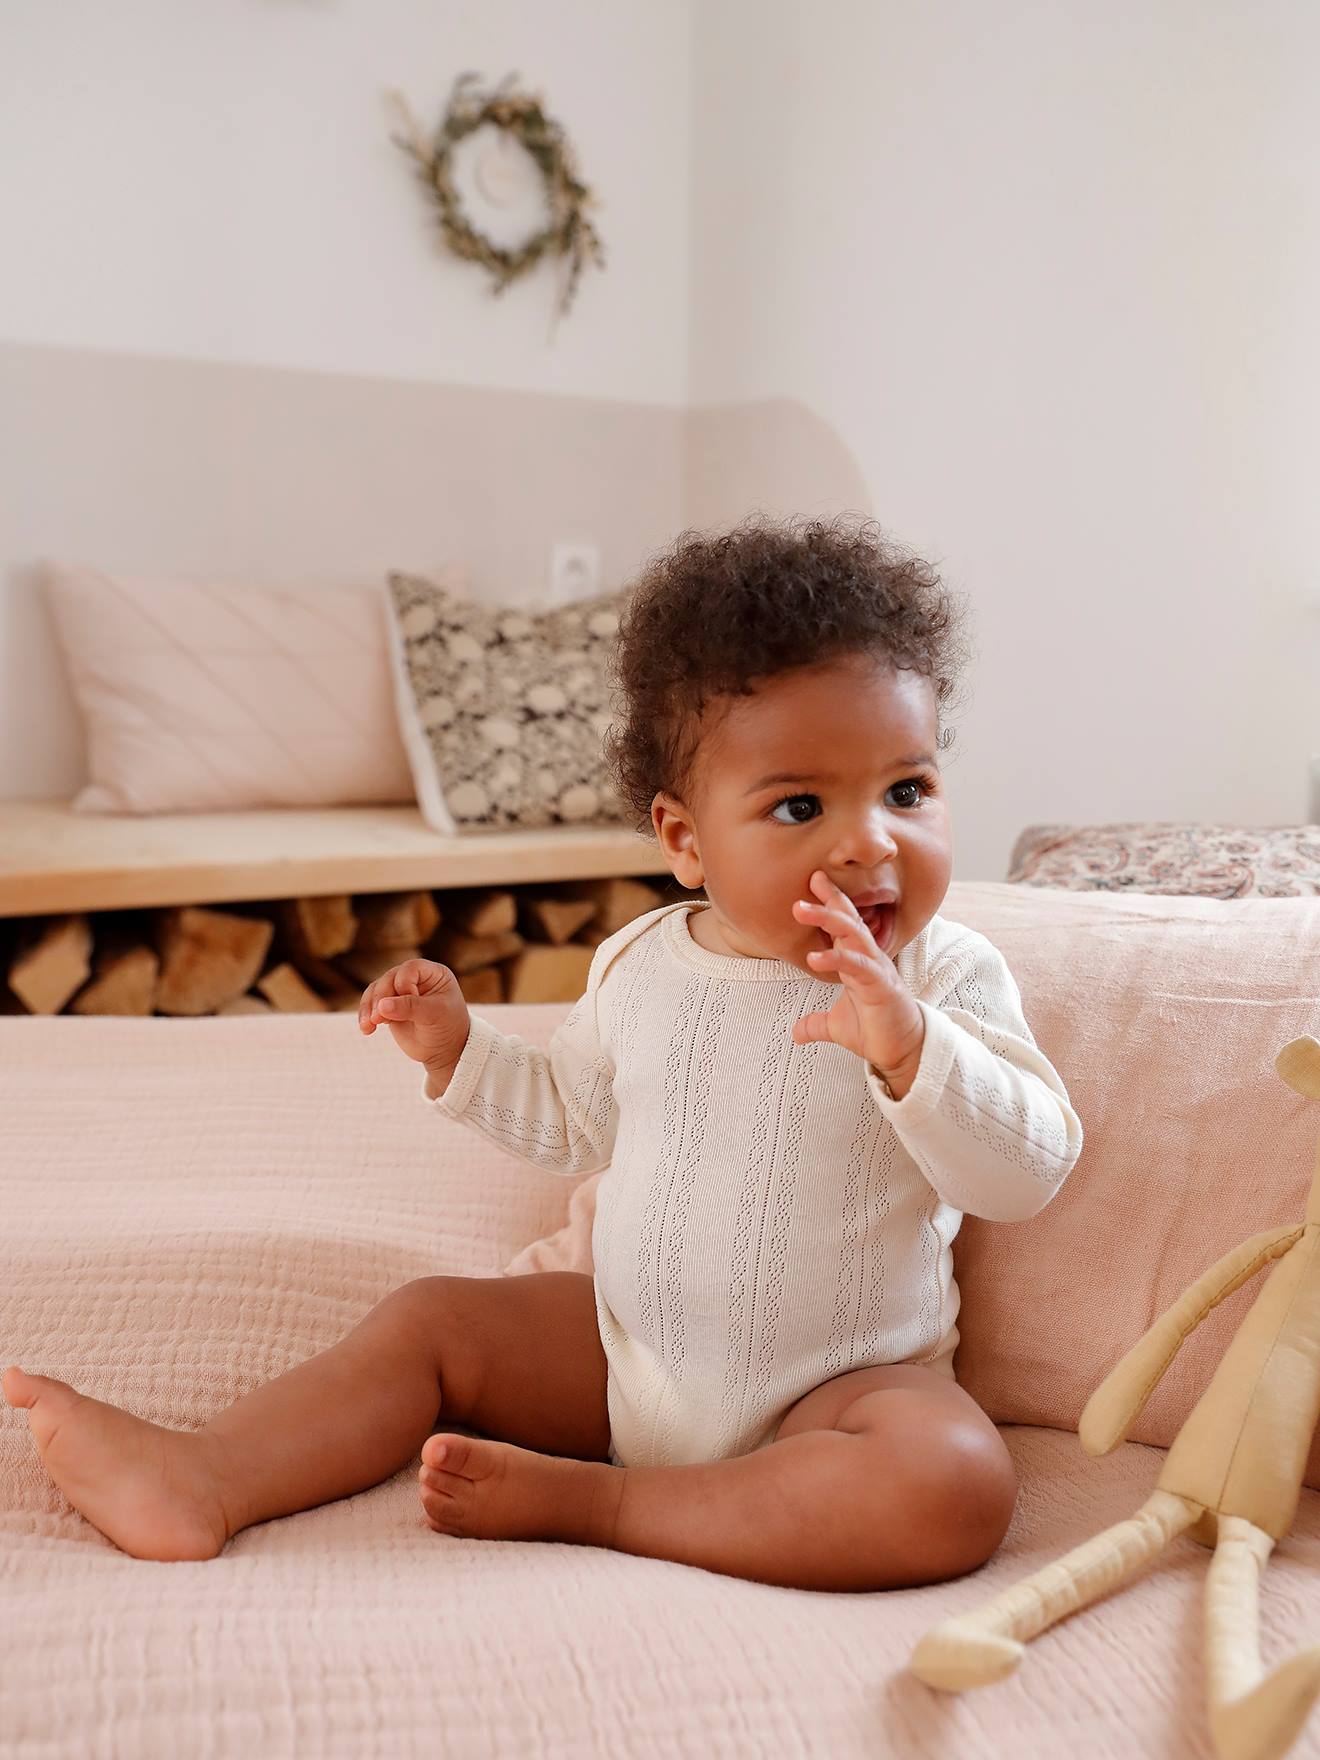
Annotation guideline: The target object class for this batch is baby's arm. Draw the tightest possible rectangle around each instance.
[792,871,1080,1220]
[424,983,617,1178]
[869,935,1083,1222]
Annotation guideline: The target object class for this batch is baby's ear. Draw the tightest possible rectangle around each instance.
[651,792,704,889]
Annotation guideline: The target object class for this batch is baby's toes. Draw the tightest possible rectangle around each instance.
[421,1432,466,1473]
[418,1436,477,1535]
[417,1433,547,1542]
[419,1474,463,1534]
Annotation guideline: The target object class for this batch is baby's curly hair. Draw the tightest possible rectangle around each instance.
[605,515,974,827]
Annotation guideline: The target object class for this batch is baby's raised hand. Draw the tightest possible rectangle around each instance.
[791,871,926,1095]
[358,958,471,1080]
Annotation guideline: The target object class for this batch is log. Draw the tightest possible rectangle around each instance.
[568,877,665,938]
[279,895,357,959]
[353,891,441,951]
[0,869,675,1017]
[69,946,159,1016]
[156,907,274,1016]
[459,965,504,1005]
[10,915,94,1014]
[257,962,330,1013]
[573,921,612,949]
[337,944,421,987]
[520,896,598,946]
[504,943,594,1004]
[287,949,363,1010]
[448,890,517,937]
[217,994,274,1015]
[431,927,524,975]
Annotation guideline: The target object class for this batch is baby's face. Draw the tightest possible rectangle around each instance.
[656,656,953,972]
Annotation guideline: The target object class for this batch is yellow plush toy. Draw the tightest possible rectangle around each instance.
[911,1035,1320,1760]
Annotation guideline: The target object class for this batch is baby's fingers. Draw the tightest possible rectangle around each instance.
[376,965,458,1022]
[807,944,878,979]
[358,962,418,1032]
[359,975,387,1033]
[794,899,871,949]
[375,994,422,1021]
[792,1010,836,1045]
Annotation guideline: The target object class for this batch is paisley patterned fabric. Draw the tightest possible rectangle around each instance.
[1006,821,1320,897]
[386,572,630,833]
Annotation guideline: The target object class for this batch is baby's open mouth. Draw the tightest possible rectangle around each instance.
[857,902,897,950]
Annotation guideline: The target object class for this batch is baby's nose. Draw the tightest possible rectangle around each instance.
[828,815,898,866]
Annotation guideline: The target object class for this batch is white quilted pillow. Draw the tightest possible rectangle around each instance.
[44,563,422,814]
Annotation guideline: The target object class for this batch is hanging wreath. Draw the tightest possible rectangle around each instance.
[388,72,604,320]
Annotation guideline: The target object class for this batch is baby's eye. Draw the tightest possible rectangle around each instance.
[888,779,926,809]
[770,794,821,825]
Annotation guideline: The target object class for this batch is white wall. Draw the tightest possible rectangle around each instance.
[5,1,1319,879]
[690,0,1320,879]
[0,0,698,800]
[0,0,693,403]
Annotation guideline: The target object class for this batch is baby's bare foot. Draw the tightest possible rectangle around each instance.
[2,1365,232,1561]
[418,1432,622,1548]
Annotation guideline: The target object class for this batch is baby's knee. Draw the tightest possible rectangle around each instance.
[367,1274,455,1334]
[359,1276,490,1415]
[857,1393,1016,1584]
[916,1423,1018,1579]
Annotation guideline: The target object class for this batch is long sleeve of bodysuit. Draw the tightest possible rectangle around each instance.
[865,929,1083,1222]
[423,968,618,1176]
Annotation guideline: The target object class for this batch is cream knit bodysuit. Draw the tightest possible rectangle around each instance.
[430,902,1083,1469]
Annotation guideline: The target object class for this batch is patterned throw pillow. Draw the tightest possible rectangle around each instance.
[1006,821,1320,897]
[385,571,631,834]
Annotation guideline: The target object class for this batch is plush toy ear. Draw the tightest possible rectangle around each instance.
[1276,1036,1320,1099]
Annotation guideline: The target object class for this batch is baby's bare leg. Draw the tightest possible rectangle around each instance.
[2,1271,609,1561]
[209,1270,610,1534]
[418,1362,1017,1591]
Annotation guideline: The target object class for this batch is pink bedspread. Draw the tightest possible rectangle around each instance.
[3,1011,1319,1758]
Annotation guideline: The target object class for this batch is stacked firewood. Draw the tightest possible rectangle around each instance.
[3,876,684,1017]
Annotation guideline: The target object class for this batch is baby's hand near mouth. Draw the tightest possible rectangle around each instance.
[791,870,926,1098]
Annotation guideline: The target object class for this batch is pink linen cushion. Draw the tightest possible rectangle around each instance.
[503,880,1320,1488]
[44,562,418,813]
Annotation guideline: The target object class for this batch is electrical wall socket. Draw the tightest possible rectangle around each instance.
[549,541,601,603]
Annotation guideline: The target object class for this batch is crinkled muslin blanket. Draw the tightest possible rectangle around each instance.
[4,1011,1320,1759]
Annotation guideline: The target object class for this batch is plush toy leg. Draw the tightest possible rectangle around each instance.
[1206,1516,1320,1760]
[910,1488,1200,1691]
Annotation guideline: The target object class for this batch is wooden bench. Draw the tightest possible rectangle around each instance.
[0,801,677,1015]
[0,800,669,916]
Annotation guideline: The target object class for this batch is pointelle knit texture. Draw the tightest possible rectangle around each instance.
[425,902,1084,1468]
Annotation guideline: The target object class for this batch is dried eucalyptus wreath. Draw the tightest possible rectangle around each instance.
[388,72,604,319]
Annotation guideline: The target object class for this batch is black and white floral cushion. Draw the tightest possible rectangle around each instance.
[385,571,630,834]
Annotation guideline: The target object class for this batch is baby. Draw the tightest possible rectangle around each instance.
[3,517,1083,1592]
